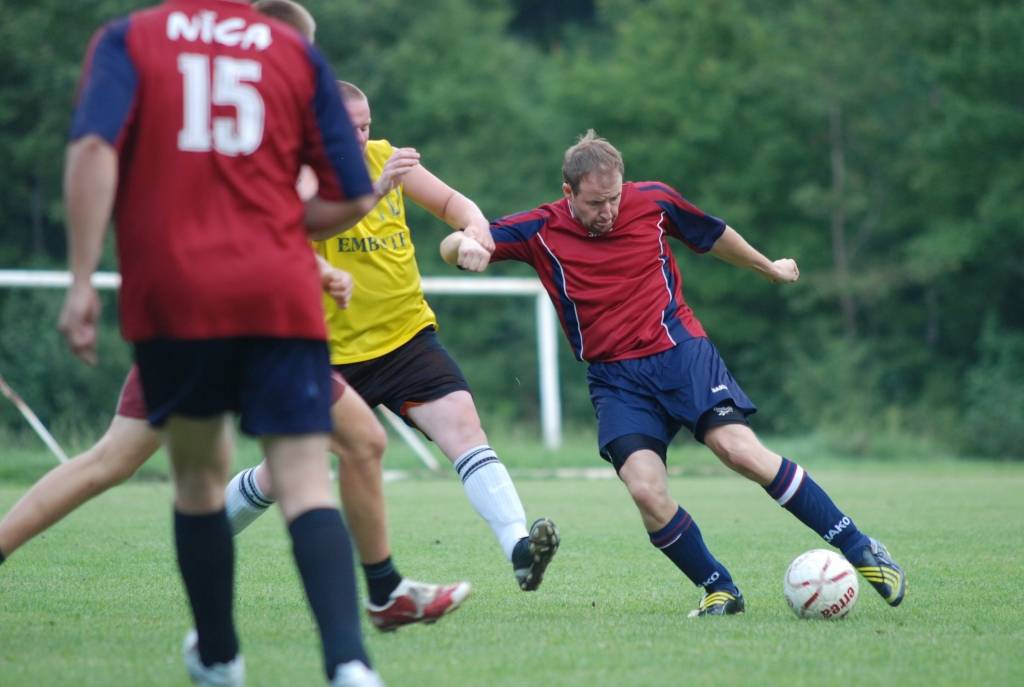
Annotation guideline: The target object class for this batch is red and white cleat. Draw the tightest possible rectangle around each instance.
[366,578,472,632]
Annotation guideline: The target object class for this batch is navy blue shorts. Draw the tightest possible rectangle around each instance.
[134,337,333,436]
[336,326,470,424]
[587,338,756,457]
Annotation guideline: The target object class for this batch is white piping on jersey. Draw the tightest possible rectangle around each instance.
[656,212,679,347]
[537,233,586,360]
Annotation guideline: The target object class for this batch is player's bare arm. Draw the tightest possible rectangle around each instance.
[440,232,491,273]
[315,254,354,308]
[58,135,119,365]
[709,225,799,284]
[404,164,495,252]
[374,146,421,199]
[304,192,377,240]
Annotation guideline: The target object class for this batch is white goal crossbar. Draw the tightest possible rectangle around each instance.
[0,270,563,463]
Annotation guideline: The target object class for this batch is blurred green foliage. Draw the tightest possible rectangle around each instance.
[0,0,1021,458]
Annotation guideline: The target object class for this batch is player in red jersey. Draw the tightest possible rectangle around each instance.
[56,2,381,685]
[1,0,466,672]
[442,130,906,617]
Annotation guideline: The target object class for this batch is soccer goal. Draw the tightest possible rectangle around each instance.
[0,270,563,468]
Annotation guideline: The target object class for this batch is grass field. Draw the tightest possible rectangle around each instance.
[1,448,1023,686]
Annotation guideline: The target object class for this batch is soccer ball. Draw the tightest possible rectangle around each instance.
[783,549,859,620]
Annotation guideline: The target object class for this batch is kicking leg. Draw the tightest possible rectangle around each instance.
[409,390,558,591]
[0,415,159,561]
[704,422,906,606]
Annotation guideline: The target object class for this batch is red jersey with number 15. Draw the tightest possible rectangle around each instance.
[490,182,727,363]
[70,0,372,341]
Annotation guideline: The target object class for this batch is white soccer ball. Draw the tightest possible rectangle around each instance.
[783,549,859,620]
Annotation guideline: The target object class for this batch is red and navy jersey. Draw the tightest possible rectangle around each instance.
[490,181,726,362]
[70,0,372,342]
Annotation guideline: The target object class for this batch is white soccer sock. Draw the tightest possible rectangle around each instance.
[453,445,529,560]
[225,466,274,535]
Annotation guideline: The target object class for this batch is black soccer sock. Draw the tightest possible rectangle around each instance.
[174,509,239,665]
[649,506,737,593]
[764,458,870,557]
[0,547,6,566]
[289,508,370,680]
[363,556,403,607]
[511,536,532,569]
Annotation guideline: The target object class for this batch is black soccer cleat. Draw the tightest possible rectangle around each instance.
[513,518,559,591]
[687,589,746,617]
[849,537,906,607]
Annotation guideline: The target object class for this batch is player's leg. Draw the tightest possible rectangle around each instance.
[165,414,244,683]
[0,415,159,561]
[223,368,356,533]
[703,421,906,606]
[135,339,248,684]
[237,338,377,684]
[261,432,374,680]
[225,374,470,630]
[588,352,743,616]
[326,386,470,631]
[677,337,905,607]
[408,389,558,592]
[605,435,743,617]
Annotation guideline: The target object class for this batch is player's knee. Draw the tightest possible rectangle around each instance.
[334,424,386,468]
[442,409,484,445]
[363,421,387,460]
[625,477,670,514]
[87,443,141,487]
[706,428,763,476]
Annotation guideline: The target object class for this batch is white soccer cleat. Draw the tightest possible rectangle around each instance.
[182,629,245,687]
[331,660,385,687]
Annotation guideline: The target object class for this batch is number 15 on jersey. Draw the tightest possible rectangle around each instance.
[177,53,265,156]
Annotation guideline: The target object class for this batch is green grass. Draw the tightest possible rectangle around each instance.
[1,458,1023,686]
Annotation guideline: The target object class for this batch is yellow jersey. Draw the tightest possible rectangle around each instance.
[313,139,438,364]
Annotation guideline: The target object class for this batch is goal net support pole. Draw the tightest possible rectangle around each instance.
[0,270,564,470]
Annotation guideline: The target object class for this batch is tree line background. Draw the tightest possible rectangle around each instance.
[0,0,1021,459]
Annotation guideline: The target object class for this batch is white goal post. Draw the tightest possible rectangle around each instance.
[0,270,563,453]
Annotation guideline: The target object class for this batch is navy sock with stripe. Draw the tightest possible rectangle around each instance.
[764,458,870,557]
[649,506,737,593]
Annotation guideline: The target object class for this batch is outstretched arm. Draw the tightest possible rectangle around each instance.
[709,225,799,284]
[58,135,118,365]
[404,164,495,251]
[440,232,492,273]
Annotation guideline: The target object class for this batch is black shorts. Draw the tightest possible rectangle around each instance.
[335,326,470,421]
[135,337,333,436]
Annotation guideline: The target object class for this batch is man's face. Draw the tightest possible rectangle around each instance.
[564,170,623,235]
[344,97,371,152]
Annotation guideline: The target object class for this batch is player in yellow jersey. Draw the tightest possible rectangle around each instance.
[227,81,559,596]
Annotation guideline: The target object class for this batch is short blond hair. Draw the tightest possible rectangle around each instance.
[253,0,315,41]
[562,129,624,192]
[337,80,367,103]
